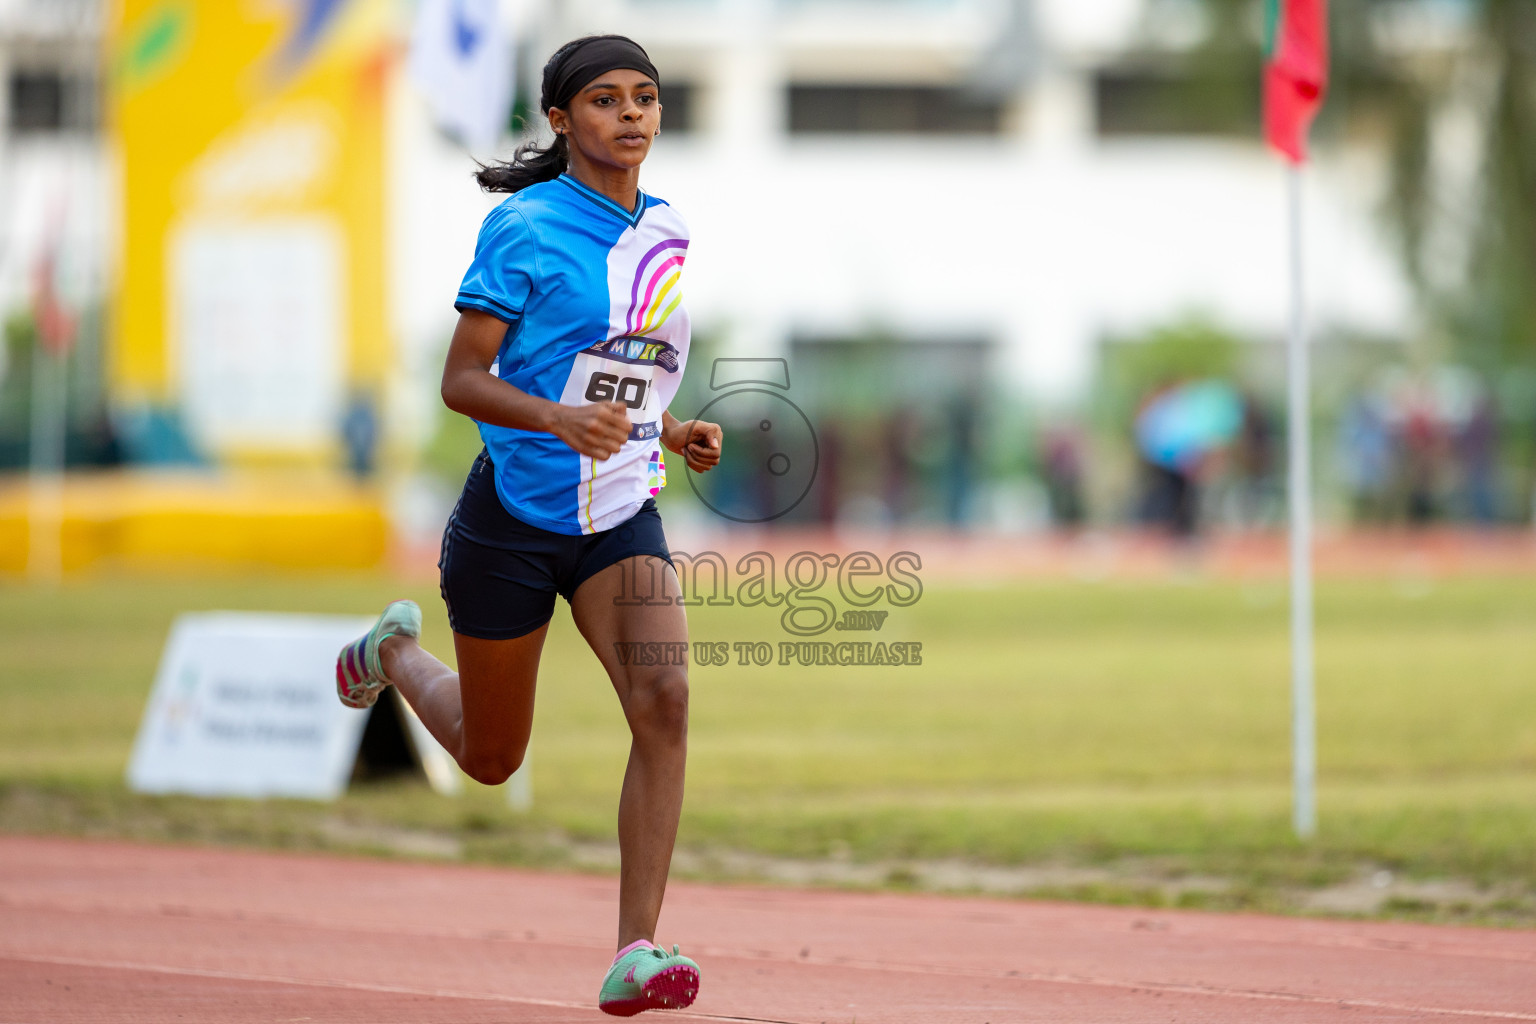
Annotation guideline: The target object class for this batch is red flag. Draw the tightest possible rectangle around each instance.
[32,207,75,357]
[1263,0,1329,163]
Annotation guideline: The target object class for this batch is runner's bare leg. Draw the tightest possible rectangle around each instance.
[571,556,689,949]
[379,627,547,785]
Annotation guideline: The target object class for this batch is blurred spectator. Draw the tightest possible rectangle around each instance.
[943,389,980,527]
[1040,422,1086,530]
[1336,367,1505,528]
[815,418,842,524]
[1133,379,1242,539]
[1138,458,1199,538]
[112,405,202,465]
[1454,389,1499,525]
[1400,392,1441,525]
[881,410,919,523]
[1232,391,1278,528]
[1338,394,1393,524]
[341,391,379,481]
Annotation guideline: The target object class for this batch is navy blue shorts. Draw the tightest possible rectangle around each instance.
[438,449,673,640]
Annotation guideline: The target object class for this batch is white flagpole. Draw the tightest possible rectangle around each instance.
[1286,163,1316,838]
[27,339,66,583]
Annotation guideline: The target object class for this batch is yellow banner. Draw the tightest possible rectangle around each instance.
[109,0,392,458]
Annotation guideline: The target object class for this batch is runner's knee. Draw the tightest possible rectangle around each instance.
[628,670,689,742]
[459,745,526,787]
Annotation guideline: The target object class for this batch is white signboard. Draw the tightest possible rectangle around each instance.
[128,612,458,800]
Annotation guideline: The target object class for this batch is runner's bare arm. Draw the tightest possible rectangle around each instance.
[441,310,630,460]
[661,412,722,472]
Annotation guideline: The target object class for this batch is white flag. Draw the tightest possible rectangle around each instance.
[409,0,514,152]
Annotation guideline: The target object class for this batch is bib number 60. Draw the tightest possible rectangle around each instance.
[585,371,650,409]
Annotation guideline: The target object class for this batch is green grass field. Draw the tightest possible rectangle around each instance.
[3,570,1533,924]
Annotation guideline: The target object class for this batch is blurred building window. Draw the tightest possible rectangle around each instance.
[660,81,697,135]
[9,68,97,133]
[789,334,993,526]
[1094,69,1254,138]
[788,84,1005,135]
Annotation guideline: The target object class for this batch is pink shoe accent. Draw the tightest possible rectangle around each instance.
[336,660,361,704]
[612,939,654,965]
[644,964,700,1010]
[599,965,701,1017]
[599,941,699,1018]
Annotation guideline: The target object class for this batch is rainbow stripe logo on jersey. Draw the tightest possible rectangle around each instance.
[624,238,688,336]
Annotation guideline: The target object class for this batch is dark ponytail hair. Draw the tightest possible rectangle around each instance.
[475,35,657,194]
[475,134,568,193]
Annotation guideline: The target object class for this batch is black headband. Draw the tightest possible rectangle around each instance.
[544,36,660,113]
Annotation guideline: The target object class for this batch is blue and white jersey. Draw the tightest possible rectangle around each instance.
[455,174,691,535]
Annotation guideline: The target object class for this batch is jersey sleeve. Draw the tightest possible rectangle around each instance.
[454,205,537,323]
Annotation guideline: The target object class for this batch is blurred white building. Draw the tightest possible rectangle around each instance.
[0,0,1414,430]
[394,0,1412,415]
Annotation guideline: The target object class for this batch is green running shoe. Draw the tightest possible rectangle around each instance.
[335,600,421,709]
[598,941,700,1016]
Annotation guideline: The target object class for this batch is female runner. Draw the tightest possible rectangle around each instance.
[335,35,721,1017]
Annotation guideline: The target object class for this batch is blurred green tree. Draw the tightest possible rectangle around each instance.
[1093,317,1243,437]
[1131,0,1536,517]
[1136,1,1533,372]
[1330,0,1536,511]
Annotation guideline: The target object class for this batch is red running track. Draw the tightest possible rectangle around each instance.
[2,835,1534,1023]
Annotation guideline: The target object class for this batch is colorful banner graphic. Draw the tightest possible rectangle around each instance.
[109,0,393,459]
